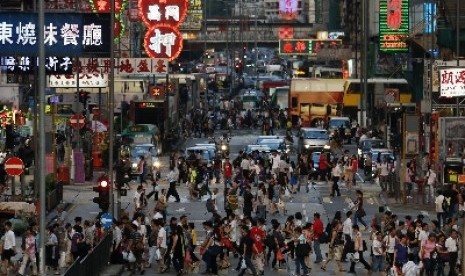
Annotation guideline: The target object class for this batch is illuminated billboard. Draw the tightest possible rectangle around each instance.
[0,12,111,56]
[379,0,409,53]
[279,39,342,55]
[180,0,203,30]
[279,0,298,21]
[439,68,465,97]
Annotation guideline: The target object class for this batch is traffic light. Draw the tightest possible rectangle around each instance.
[93,174,110,212]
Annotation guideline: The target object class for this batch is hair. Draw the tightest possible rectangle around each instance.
[295,212,303,220]
[352,224,359,231]
[346,210,353,217]
[314,212,320,219]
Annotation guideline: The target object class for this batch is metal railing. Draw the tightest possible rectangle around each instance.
[64,232,113,276]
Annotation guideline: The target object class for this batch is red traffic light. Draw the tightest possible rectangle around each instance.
[97,174,109,188]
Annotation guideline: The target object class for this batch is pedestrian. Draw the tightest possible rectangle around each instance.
[238,225,258,276]
[312,212,324,264]
[170,225,186,276]
[18,226,38,276]
[371,231,386,276]
[348,225,371,274]
[134,185,146,209]
[330,161,342,197]
[420,233,437,276]
[138,155,148,185]
[445,229,459,276]
[320,220,346,272]
[352,190,368,229]
[243,185,254,218]
[293,226,310,276]
[166,165,181,202]
[425,165,437,203]
[200,221,222,275]
[45,225,60,275]
[340,211,353,262]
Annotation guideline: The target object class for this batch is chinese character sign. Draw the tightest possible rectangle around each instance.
[439,68,465,97]
[138,0,187,61]
[278,39,342,55]
[379,0,409,53]
[139,0,188,27]
[279,0,298,21]
[0,12,111,56]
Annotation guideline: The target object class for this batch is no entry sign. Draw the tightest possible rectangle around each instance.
[70,114,85,129]
[4,157,24,176]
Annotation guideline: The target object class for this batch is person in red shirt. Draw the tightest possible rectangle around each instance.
[312,212,324,263]
[250,219,265,275]
[223,158,233,187]
[318,153,328,182]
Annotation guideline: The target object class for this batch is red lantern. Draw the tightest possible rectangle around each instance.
[138,0,188,28]
[143,24,183,61]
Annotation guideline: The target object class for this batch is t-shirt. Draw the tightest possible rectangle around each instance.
[157,227,167,248]
[372,239,383,256]
[239,235,255,256]
[384,234,396,253]
[394,243,408,264]
[435,195,444,213]
[250,226,265,253]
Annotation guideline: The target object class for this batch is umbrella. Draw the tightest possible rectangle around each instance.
[91,120,108,132]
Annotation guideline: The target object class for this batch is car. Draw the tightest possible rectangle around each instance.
[185,145,217,166]
[245,144,272,155]
[256,135,280,144]
[358,138,386,162]
[298,127,331,152]
[121,143,160,177]
[257,138,287,153]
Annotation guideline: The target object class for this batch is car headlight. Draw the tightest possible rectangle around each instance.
[304,145,310,149]
[323,145,331,150]
[221,144,227,151]
[131,163,138,169]
[357,149,362,156]
[154,161,161,168]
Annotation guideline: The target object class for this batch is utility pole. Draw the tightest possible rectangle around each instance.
[109,0,116,218]
[360,0,369,127]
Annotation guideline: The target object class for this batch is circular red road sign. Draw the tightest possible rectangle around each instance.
[4,157,24,176]
[70,114,85,129]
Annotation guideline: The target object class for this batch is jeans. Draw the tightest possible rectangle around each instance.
[437,212,446,228]
[238,254,257,276]
[437,260,446,276]
[202,245,222,273]
[313,240,323,262]
[349,251,371,272]
[371,255,385,272]
[422,257,435,276]
[449,252,458,276]
[295,255,308,275]
[354,212,368,227]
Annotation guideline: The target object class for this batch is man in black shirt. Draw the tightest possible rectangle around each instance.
[238,225,258,276]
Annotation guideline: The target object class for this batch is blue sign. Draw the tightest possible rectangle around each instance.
[100,212,113,229]
[0,12,111,56]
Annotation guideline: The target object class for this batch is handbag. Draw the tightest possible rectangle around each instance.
[123,250,136,263]
[240,259,247,269]
[276,249,285,261]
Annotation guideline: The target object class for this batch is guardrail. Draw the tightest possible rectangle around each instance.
[64,232,113,276]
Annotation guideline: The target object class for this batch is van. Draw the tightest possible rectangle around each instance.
[327,117,351,138]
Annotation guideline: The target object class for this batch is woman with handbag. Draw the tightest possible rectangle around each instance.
[420,233,437,276]
[352,190,368,229]
[321,220,346,272]
[436,234,449,276]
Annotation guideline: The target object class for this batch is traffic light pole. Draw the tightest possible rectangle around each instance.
[109,0,116,218]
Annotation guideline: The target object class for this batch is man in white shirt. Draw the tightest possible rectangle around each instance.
[240,155,251,179]
[435,191,445,227]
[2,221,15,274]
[372,231,386,273]
[445,229,459,276]
[341,211,353,262]
[155,219,168,273]
[417,223,429,243]
[271,152,281,174]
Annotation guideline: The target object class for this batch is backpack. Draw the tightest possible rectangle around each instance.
[206,198,215,213]
[442,197,451,212]
[318,222,332,244]
[227,195,239,210]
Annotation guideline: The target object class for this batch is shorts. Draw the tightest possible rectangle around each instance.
[2,248,15,260]
[372,255,386,272]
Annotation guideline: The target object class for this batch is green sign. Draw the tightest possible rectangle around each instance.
[279,39,342,55]
[379,0,409,53]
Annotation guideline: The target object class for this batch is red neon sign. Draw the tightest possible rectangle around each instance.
[143,24,183,61]
[138,0,188,28]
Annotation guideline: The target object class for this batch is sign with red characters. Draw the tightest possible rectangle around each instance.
[138,0,187,61]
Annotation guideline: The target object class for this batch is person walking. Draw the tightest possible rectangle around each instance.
[352,190,368,229]
[321,220,346,272]
[330,161,342,197]
[312,212,324,263]
[18,226,38,276]
[371,231,386,276]
[166,165,181,202]
[238,225,258,276]
[348,225,371,274]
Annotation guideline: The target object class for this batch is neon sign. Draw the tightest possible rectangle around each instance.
[278,39,342,55]
[279,0,298,21]
[138,0,187,61]
[379,0,409,53]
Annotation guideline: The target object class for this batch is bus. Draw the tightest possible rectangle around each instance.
[240,89,262,110]
[343,78,412,119]
[270,86,289,109]
[289,78,345,127]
